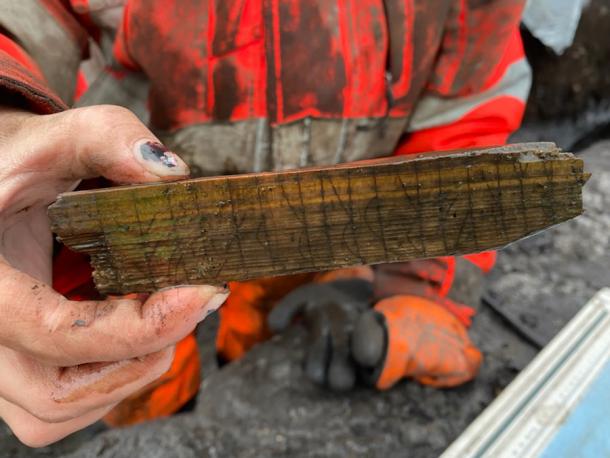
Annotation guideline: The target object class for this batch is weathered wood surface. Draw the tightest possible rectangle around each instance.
[48,143,588,295]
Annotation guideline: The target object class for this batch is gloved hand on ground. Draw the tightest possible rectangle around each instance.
[0,106,228,447]
[269,259,485,391]
[268,277,375,391]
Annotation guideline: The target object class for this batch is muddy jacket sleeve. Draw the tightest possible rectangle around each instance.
[0,1,89,113]
[395,2,531,154]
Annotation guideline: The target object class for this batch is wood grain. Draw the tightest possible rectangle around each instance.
[48,143,589,294]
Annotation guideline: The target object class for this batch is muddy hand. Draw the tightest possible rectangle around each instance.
[0,106,228,447]
[268,279,380,391]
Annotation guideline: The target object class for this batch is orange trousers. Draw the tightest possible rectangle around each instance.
[105,254,494,426]
[104,273,314,426]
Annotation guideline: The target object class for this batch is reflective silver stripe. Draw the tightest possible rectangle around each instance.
[408,58,532,132]
[333,118,349,164]
[158,117,408,176]
[252,118,269,173]
[0,0,82,104]
[299,117,312,167]
[85,0,125,12]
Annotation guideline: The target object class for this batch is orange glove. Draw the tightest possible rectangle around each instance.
[103,333,201,427]
[351,257,490,389]
[356,295,482,390]
[265,259,486,392]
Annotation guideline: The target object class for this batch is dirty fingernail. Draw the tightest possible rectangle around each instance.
[135,140,190,177]
[200,288,230,317]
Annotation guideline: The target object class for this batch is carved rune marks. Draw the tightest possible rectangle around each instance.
[96,160,508,286]
[48,145,588,294]
[273,168,403,270]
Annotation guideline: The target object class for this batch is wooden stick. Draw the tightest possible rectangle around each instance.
[48,143,588,294]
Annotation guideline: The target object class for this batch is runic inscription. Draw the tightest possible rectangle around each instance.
[48,143,589,294]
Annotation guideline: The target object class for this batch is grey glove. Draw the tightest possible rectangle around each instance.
[268,279,385,391]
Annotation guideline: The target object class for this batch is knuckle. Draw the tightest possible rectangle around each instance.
[69,105,142,150]
[76,104,136,127]
[53,107,90,141]
[35,298,86,365]
[68,105,147,177]
[41,296,71,332]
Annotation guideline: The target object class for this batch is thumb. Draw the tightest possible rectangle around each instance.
[14,105,190,186]
[267,285,318,333]
[352,310,386,368]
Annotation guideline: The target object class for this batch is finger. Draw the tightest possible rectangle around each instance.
[0,396,114,448]
[303,309,330,385]
[0,262,228,365]
[328,279,373,304]
[267,285,318,332]
[0,345,174,424]
[10,105,190,186]
[352,310,386,368]
[326,306,356,391]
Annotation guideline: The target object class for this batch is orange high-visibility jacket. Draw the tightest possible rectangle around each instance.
[0,0,529,424]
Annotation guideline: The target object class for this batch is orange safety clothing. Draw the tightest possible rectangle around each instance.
[103,334,201,427]
[0,0,528,425]
[374,295,482,390]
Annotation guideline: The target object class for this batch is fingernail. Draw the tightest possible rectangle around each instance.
[198,288,229,320]
[195,284,230,304]
[207,289,230,311]
[134,140,190,177]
